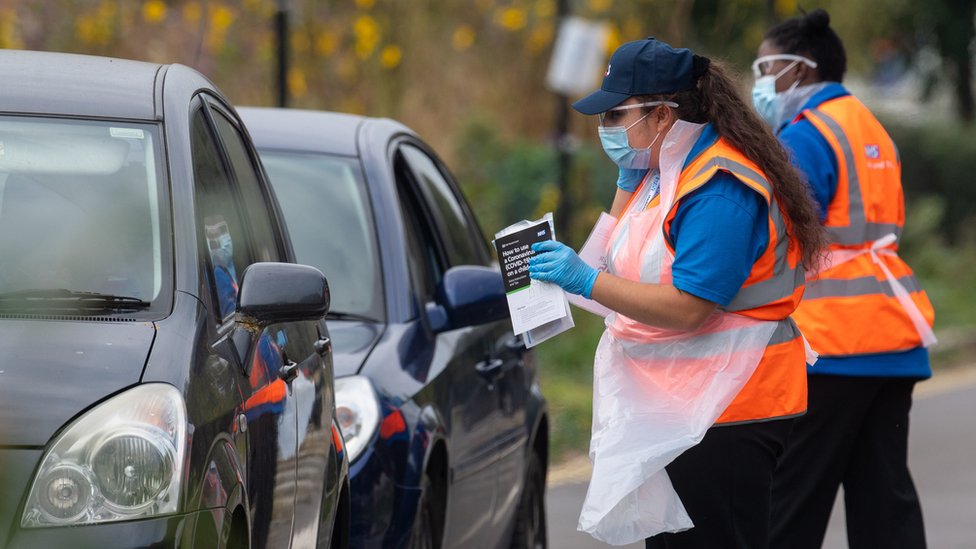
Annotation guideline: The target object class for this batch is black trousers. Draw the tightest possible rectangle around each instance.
[645,418,793,549]
[770,375,926,549]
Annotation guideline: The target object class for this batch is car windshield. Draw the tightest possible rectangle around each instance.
[259,151,384,321]
[0,117,165,308]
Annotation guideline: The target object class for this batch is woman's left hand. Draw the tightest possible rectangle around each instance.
[528,240,598,298]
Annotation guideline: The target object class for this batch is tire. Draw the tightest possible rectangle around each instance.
[510,451,547,549]
[409,472,444,549]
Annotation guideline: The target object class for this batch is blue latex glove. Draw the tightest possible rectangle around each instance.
[527,240,599,299]
[616,167,648,192]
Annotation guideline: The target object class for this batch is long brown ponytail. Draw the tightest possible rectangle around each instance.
[641,60,826,269]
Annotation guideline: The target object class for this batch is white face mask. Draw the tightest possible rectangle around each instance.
[598,112,660,170]
[750,54,817,127]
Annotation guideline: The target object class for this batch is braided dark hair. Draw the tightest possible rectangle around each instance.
[765,8,847,83]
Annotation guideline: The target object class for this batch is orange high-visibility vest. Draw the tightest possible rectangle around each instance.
[791,96,935,357]
[662,138,808,424]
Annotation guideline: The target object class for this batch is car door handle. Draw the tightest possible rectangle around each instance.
[279,359,299,383]
[504,334,527,355]
[475,358,504,380]
[314,336,331,356]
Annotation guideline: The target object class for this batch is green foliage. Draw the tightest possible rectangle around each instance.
[451,113,557,239]
[884,119,976,243]
[533,310,605,460]
[451,111,617,247]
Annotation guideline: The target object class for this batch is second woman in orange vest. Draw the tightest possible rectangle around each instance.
[752,9,935,549]
[527,37,825,548]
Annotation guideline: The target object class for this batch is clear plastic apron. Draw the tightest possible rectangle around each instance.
[578,121,780,545]
[813,233,937,347]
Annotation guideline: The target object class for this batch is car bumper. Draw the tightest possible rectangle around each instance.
[5,510,218,548]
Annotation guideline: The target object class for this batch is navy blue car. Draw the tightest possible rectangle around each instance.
[240,107,549,549]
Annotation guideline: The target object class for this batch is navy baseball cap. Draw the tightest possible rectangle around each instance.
[573,38,699,115]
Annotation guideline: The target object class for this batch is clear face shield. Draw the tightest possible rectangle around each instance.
[598,101,679,128]
[750,54,818,80]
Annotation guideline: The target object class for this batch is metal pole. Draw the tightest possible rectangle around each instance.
[275,2,289,108]
[554,0,572,239]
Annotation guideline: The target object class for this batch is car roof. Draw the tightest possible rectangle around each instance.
[0,50,177,120]
[238,107,370,157]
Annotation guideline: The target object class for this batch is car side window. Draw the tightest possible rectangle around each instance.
[398,144,487,267]
[190,102,254,320]
[209,106,283,264]
[393,151,441,303]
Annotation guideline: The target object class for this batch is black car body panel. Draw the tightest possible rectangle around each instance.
[0,51,348,548]
[0,319,154,446]
[241,106,550,548]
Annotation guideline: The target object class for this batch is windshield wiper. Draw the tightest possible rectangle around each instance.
[0,289,151,311]
[325,311,378,323]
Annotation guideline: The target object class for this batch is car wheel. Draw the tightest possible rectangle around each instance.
[510,451,547,549]
[409,471,443,549]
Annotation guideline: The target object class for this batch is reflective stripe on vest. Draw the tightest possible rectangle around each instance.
[794,97,935,356]
[653,138,806,424]
[804,106,901,245]
[804,273,923,300]
[665,141,805,318]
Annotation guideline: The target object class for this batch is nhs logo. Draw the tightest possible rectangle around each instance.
[865,144,880,159]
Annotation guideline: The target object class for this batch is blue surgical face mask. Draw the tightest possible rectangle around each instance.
[751,75,780,127]
[751,59,804,128]
[598,111,661,170]
[209,232,235,273]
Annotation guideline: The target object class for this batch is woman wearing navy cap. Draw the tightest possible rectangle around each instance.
[527,37,825,547]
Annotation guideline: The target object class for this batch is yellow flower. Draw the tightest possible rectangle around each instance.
[316,31,338,57]
[380,44,401,69]
[143,0,166,23]
[211,5,235,33]
[205,5,236,51]
[288,67,307,99]
[452,25,475,51]
[527,23,554,53]
[605,24,622,55]
[354,15,380,59]
[0,9,24,49]
[496,7,527,31]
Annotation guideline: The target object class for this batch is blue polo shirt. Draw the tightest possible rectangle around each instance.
[777,83,930,379]
[669,124,770,308]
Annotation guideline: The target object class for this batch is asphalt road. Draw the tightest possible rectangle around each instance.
[545,367,976,549]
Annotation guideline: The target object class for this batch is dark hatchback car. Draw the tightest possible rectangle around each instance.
[240,107,549,549]
[0,51,348,548]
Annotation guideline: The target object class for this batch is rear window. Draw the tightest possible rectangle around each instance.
[0,117,167,310]
[258,151,384,321]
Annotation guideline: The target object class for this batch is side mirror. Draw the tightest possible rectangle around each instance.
[428,265,508,333]
[237,262,330,325]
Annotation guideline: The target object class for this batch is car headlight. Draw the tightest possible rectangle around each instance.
[21,384,187,527]
[334,375,380,462]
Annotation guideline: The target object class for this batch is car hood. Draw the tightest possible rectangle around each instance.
[328,319,383,378]
[0,318,155,446]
